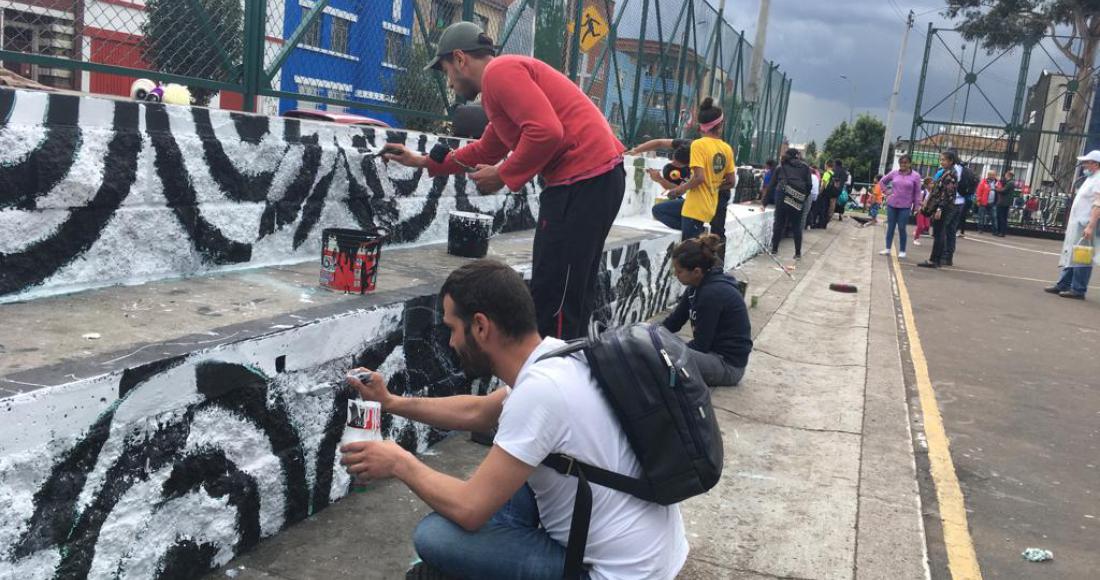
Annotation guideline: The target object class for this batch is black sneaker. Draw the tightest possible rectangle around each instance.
[1059,291,1086,300]
[918,261,939,269]
[406,561,455,580]
[1044,286,1064,295]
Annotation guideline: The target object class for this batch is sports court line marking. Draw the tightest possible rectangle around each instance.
[963,235,1060,256]
[899,263,1100,290]
[891,253,983,580]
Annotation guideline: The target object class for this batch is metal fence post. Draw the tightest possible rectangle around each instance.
[463,0,476,22]
[626,0,650,145]
[672,0,694,137]
[534,0,566,70]
[241,0,267,112]
[908,24,935,153]
[1004,43,1033,175]
[568,0,585,82]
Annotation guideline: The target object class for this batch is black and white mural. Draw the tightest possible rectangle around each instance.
[0,234,683,580]
[0,89,541,302]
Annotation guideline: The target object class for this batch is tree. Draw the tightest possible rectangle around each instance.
[822,115,886,183]
[388,43,451,134]
[945,0,1100,192]
[142,0,243,106]
[804,140,818,165]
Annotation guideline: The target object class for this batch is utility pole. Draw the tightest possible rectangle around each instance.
[879,10,914,175]
[746,0,771,103]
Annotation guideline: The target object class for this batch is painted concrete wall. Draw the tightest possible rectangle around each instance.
[0,88,672,303]
[0,233,684,580]
[0,87,770,580]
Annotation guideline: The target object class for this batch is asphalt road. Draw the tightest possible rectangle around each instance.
[896,231,1099,579]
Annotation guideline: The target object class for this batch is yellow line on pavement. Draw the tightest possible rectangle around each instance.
[891,253,983,580]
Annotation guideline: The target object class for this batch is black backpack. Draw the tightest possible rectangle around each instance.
[958,164,978,197]
[535,323,724,579]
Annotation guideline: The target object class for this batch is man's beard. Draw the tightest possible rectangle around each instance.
[457,329,494,382]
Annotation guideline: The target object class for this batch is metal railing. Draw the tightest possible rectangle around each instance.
[0,0,790,161]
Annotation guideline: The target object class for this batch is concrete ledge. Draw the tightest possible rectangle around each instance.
[0,225,697,579]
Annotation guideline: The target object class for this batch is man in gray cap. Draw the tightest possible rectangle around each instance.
[385,21,626,341]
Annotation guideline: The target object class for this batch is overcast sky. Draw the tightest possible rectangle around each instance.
[719,0,1079,146]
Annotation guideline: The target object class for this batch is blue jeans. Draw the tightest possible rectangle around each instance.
[976,206,994,232]
[1055,266,1093,296]
[413,484,588,579]
[651,198,707,240]
[885,206,911,252]
[945,202,964,261]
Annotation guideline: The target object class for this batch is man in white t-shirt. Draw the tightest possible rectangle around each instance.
[340,260,688,579]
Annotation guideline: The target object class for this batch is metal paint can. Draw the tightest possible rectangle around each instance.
[447,211,494,258]
[320,228,386,294]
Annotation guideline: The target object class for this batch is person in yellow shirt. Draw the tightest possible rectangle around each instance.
[651,97,736,240]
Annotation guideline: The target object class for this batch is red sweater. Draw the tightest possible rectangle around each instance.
[427,55,625,191]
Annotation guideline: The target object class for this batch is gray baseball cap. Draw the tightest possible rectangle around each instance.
[424,22,491,71]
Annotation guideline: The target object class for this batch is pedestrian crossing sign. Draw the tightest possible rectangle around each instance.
[574,6,608,53]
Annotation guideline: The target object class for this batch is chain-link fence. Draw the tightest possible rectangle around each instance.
[0,0,789,158]
[904,27,1100,235]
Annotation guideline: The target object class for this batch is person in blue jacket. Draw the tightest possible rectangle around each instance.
[662,234,753,386]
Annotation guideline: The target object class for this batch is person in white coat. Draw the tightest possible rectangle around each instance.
[1045,151,1100,299]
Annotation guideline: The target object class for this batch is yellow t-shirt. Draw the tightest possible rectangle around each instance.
[682,136,735,223]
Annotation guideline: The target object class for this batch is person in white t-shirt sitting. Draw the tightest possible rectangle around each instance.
[340,260,689,579]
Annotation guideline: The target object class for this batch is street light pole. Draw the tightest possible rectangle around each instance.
[880,10,914,175]
[840,74,855,125]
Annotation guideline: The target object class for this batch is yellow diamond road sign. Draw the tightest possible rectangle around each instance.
[577,6,608,53]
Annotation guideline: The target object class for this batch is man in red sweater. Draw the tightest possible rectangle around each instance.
[385,22,626,340]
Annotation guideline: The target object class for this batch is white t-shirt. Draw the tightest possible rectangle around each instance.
[811,172,821,202]
[495,338,689,580]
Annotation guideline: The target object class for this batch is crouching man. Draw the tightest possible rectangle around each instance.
[340,260,688,579]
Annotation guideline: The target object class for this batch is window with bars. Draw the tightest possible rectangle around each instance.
[1063,92,1073,112]
[302,12,322,48]
[384,30,405,68]
[331,17,350,54]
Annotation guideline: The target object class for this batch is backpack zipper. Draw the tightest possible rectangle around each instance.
[647,327,704,457]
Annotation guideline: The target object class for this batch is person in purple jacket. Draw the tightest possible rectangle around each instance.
[877,154,923,258]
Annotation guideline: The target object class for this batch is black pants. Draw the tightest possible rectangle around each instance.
[995,205,1010,235]
[944,203,963,262]
[771,201,803,257]
[958,196,973,234]
[685,349,745,387]
[532,164,626,340]
[710,190,731,239]
[929,205,958,265]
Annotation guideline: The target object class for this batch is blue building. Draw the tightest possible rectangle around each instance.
[280,0,414,126]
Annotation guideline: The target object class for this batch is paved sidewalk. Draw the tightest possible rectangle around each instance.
[208,222,930,580]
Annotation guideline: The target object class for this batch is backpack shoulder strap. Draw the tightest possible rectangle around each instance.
[542,453,655,500]
[542,453,656,579]
[535,339,588,363]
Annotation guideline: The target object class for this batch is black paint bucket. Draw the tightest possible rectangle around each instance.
[447,211,494,258]
[320,228,386,294]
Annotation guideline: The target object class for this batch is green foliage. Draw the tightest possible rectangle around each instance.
[388,44,450,134]
[822,115,885,182]
[142,0,243,106]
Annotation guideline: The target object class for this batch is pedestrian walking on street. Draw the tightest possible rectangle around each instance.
[811,161,835,229]
[919,152,961,269]
[957,163,977,238]
[384,22,626,340]
[913,177,934,246]
[830,160,850,223]
[863,175,885,227]
[1045,151,1100,299]
[652,98,736,241]
[767,147,813,260]
[806,164,821,231]
[877,155,922,258]
[975,171,996,233]
[994,171,1017,237]
[663,234,753,386]
[943,155,974,263]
